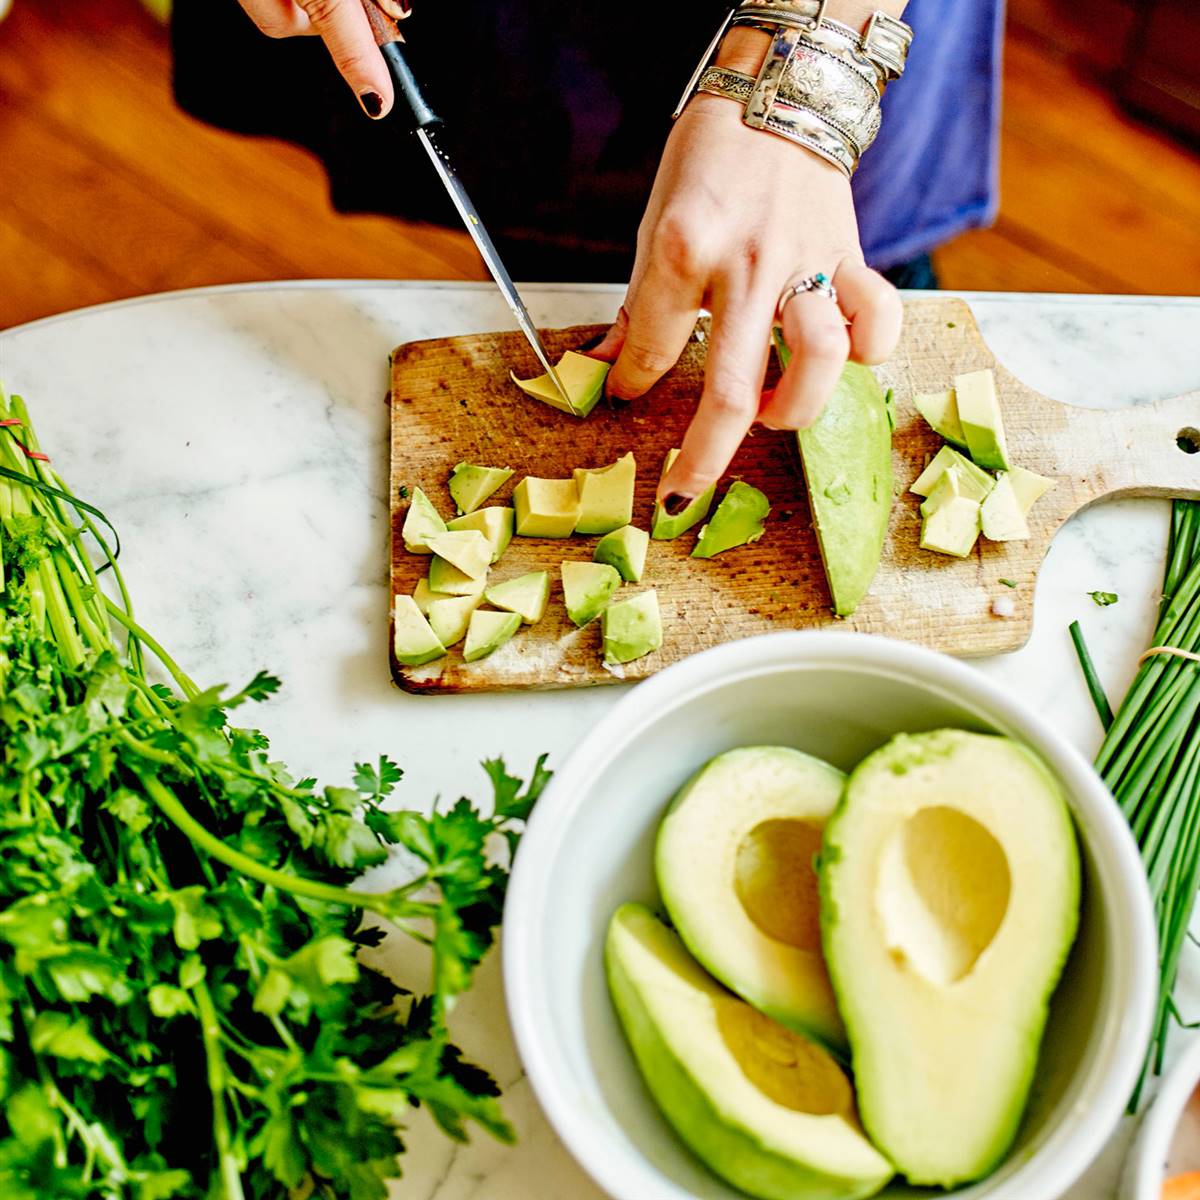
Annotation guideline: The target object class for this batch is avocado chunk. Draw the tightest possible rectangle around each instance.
[777,338,893,617]
[401,487,448,554]
[427,555,488,598]
[447,507,514,563]
[573,452,636,535]
[426,592,483,648]
[448,462,513,515]
[650,449,716,539]
[513,476,580,538]
[511,351,610,417]
[955,368,1011,471]
[910,445,994,501]
[657,747,846,1053]
[692,481,771,559]
[913,388,967,448]
[980,473,1031,541]
[561,561,621,627]
[462,609,521,662]
[412,577,442,616]
[920,494,981,558]
[424,530,491,580]
[594,524,649,582]
[601,589,662,665]
[820,729,1080,1187]
[606,904,894,1200]
[1007,464,1056,515]
[484,571,551,624]
[392,595,446,666]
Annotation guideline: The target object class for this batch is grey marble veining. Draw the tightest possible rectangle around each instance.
[1,283,1199,1200]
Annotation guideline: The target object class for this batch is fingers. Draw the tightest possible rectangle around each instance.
[585,305,629,364]
[660,287,773,506]
[758,283,851,430]
[295,0,394,117]
[834,259,903,365]
[245,0,311,37]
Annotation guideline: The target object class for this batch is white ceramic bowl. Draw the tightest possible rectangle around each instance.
[1123,1034,1200,1199]
[504,631,1157,1200]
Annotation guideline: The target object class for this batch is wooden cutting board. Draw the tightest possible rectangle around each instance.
[389,296,1200,693]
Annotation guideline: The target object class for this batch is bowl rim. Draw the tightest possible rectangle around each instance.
[1125,1032,1200,1199]
[503,630,1157,1200]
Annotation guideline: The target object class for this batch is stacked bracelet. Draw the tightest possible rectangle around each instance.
[672,1,913,177]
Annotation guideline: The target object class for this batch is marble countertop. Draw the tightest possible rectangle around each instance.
[2,282,1199,1199]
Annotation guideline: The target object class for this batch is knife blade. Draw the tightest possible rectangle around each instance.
[358,0,579,415]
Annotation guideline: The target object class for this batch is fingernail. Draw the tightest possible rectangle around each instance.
[663,493,692,516]
[602,380,630,409]
[359,91,385,119]
[576,331,606,352]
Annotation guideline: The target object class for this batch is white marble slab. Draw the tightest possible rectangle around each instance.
[2,283,1199,1200]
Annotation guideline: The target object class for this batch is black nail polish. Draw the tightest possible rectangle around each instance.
[576,331,606,352]
[663,493,692,516]
[359,90,384,118]
[602,380,630,409]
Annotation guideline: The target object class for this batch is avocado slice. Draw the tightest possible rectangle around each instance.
[657,747,846,1053]
[513,476,580,538]
[484,571,550,624]
[909,445,994,501]
[392,595,446,666]
[650,449,716,540]
[607,904,894,1200]
[573,452,636,536]
[955,368,1011,471]
[913,389,967,448]
[920,494,982,558]
[424,530,491,580]
[448,462,513,515]
[511,351,610,417]
[821,729,1080,1187]
[561,561,621,627]
[601,589,662,665]
[427,556,488,598]
[412,577,442,616]
[462,609,521,662]
[776,339,893,617]
[692,481,770,559]
[594,524,649,583]
[447,507,514,563]
[980,473,1031,541]
[401,487,448,554]
[427,593,483,648]
[1007,464,1056,516]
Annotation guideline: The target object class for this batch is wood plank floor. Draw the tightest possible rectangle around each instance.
[1,0,1198,331]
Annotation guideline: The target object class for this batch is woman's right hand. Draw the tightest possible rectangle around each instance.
[235,0,406,118]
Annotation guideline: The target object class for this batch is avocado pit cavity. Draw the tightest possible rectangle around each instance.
[734,819,824,952]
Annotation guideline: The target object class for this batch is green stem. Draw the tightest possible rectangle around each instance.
[104,597,198,699]
[1068,621,1114,730]
[193,980,247,1200]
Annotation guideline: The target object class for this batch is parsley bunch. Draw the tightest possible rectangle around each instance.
[0,388,549,1199]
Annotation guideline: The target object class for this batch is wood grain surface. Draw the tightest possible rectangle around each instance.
[389,296,1200,693]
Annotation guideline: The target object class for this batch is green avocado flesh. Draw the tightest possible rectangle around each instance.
[562,561,620,627]
[656,747,847,1054]
[955,369,1011,471]
[462,609,521,662]
[392,595,445,666]
[401,487,447,554]
[776,340,893,616]
[446,507,514,563]
[594,524,649,583]
[484,571,550,624]
[910,446,993,501]
[573,453,636,535]
[601,589,662,665]
[651,449,716,540]
[427,556,487,598]
[692,481,771,559]
[447,462,513,515]
[820,730,1080,1187]
[980,474,1030,542]
[511,351,609,417]
[913,389,967,448]
[513,476,580,538]
[424,530,491,581]
[607,904,893,1200]
[1007,464,1056,516]
[426,593,481,648]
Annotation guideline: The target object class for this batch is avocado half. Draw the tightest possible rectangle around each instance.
[656,746,847,1054]
[820,729,1080,1187]
[606,904,893,1200]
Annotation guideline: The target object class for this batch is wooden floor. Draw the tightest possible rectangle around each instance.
[1,0,1198,330]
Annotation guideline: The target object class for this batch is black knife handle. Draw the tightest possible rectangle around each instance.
[381,40,439,129]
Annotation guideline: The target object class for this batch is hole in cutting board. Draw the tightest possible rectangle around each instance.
[1178,428,1200,455]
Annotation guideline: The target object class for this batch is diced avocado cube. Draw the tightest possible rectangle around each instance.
[573,452,636,535]
[955,368,1011,471]
[463,609,522,662]
[602,590,662,665]
[1007,464,1056,516]
[513,476,580,537]
[484,571,551,624]
[511,351,610,417]
[651,449,716,539]
[562,561,621,627]
[412,577,444,616]
[448,462,513,515]
[424,530,491,580]
[427,592,483,647]
[919,466,981,518]
[920,496,982,558]
[981,473,1031,541]
[392,595,446,665]
[447,507,514,563]
[913,389,967,448]
[595,524,649,583]
[692,481,770,559]
[910,445,994,500]
[401,487,447,554]
[428,555,488,598]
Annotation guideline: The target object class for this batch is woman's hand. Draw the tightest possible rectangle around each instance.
[591,52,902,513]
[234,0,408,117]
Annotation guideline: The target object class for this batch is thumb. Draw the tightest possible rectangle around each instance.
[585,305,630,364]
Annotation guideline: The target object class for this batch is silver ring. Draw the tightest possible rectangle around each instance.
[777,272,839,319]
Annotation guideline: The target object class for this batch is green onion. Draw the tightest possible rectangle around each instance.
[1068,620,1114,730]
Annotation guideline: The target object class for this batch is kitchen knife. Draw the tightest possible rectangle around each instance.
[358,0,579,415]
